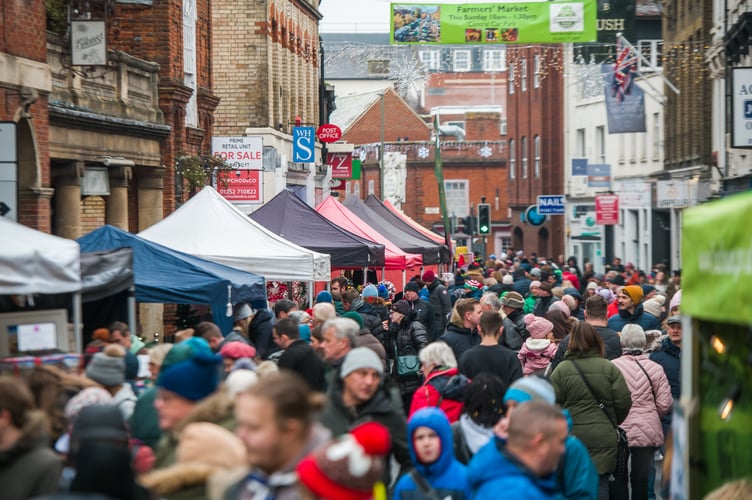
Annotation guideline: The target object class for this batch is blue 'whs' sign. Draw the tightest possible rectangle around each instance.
[293,127,315,163]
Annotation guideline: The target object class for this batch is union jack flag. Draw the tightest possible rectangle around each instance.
[612,39,638,103]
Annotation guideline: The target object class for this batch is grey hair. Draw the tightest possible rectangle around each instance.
[419,341,457,369]
[621,324,647,350]
[321,317,359,348]
[312,302,336,322]
[480,292,502,311]
[288,310,310,324]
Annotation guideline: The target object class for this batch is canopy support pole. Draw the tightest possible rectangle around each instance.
[127,286,137,341]
[73,292,82,353]
[363,268,368,285]
[402,269,406,290]
[309,281,314,308]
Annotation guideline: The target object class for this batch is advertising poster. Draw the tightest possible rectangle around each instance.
[391,1,597,45]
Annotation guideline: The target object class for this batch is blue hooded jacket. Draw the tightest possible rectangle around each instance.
[467,436,559,500]
[394,407,471,500]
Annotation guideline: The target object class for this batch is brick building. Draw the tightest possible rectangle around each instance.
[505,45,565,259]
[331,88,510,259]
[0,0,52,230]
[212,0,325,205]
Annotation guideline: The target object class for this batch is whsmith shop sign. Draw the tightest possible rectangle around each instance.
[391,1,597,45]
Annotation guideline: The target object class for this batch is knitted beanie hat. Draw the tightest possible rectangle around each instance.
[297,422,391,500]
[316,290,333,304]
[404,281,421,293]
[464,279,481,292]
[502,274,514,285]
[377,284,390,299]
[524,313,554,339]
[86,344,126,387]
[219,341,257,360]
[642,296,665,318]
[362,285,378,299]
[622,285,644,304]
[422,270,436,283]
[504,376,556,405]
[550,300,571,317]
[157,351,222,402]
[669,289,682,313]
[340,347,384,380]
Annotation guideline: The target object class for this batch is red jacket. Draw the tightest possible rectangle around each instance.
[408,367,464,423]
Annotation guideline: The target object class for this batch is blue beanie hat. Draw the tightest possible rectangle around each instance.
[377,284,389,299]
[157,351,222,402]
[362,284,378,298]
[503,376,556,405]
[316,290,333,303]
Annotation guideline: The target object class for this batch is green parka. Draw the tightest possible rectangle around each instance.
[550,349,632,475]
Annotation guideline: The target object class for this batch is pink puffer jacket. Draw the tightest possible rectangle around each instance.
[612,353,673,447]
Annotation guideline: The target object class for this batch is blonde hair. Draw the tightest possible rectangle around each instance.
[255,360,279,379]
[704,479,752,500]
[148,343,174,369]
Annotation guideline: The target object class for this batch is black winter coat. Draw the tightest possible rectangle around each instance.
[248,309,276,359]
[439,323,481,361]
[278,339,326,392]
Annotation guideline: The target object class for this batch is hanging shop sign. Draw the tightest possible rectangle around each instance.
[71,21,107,66]
[391,0,597,45]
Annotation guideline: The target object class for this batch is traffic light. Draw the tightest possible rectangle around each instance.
[463,215,474,235]
[477,203,491,235]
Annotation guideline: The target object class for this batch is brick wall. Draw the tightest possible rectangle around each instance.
[81,196,106,234]
[505,46,565,258]
[212,0,321,136]
[0,0,51,231]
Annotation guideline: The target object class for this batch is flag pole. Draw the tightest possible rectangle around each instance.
[616,33,680,95]
[433,113,452,251]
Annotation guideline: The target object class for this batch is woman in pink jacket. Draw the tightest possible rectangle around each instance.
[612,324,673,500]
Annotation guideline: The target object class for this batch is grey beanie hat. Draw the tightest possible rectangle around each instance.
[340,347,384,380]
[86,345,126,387]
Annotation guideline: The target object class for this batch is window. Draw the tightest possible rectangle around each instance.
[508,139,516,179]
[533,54,541,88]
[509,62,515,95]
[453,50,472,72]
[576,128,586,157]
[534,135,541,177]
[520,58,527,91]
[521,136,528,178]
[368,179,375,196]
[500,118,507,135]
[444,180,469,217]
[419,50,440,71]
[596,126,605,163]
[183,0,198,127]
[483,49,506,72]
[637,40,663,72]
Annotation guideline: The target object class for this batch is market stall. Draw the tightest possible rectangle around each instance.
[678,191,752,498]
[0,217,82,369]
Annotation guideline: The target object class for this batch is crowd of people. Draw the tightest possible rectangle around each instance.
[3,250,735,500]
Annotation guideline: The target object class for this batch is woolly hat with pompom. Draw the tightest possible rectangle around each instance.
[86,344,126,387]
[642,296,665,319]
[157,351,222,402]
[297,422,391,500]
[524,313,554,339]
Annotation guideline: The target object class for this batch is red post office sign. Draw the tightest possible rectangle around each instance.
[595,194,619,225]
[217,170,262,203]
[316,124,342,143]
[327,152,353,179]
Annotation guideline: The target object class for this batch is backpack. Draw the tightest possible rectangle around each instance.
[428,373,471,406]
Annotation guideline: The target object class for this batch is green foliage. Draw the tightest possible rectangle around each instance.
[45,0,68,36]
[176,154,234,194]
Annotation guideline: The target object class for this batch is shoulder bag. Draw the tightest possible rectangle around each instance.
[394,342,421,378]
[569,360,630,486]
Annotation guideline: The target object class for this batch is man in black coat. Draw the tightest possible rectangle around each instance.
[422,270,452,341]
[274,317,325,392]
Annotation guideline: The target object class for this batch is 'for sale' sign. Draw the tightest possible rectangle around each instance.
[217,170,262,204]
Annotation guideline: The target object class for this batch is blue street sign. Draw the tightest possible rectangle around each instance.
[292,126,315,163]
[537,195,565,215]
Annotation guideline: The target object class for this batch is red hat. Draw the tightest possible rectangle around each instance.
[219,341,257,360]
[422,270,436,283]
[297,422,391,500]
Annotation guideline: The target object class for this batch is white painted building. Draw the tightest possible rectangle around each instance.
[563,44,666,272]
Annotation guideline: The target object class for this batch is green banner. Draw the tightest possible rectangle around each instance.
[391,1,597,45]
[681,191,752,325]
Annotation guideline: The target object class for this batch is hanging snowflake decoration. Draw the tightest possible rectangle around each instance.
[418,146,430,159]
[479,145,493,158]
